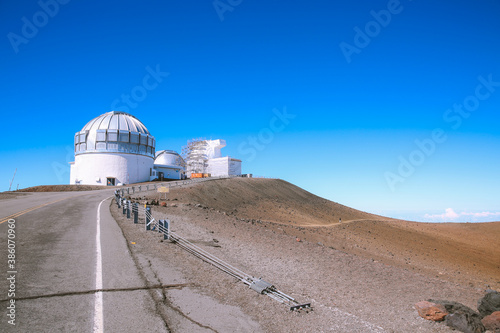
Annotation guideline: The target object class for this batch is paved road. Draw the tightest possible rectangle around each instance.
[0,190,169,332]
[0,192,92,224]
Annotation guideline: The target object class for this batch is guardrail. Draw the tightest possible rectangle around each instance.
[115,175,240,197]
[113,180,311,311]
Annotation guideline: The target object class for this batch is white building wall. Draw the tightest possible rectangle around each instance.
[207,157,227,177]
[69,162,76,183]
[207,157,242,177]
[70,153,153,185]
[229,158,242,176]
[153,166,182,180]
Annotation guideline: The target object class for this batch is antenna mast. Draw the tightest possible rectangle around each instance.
[9,168,17,191]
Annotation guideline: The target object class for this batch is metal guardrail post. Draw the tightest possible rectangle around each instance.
[145,206,151,231]
[164,219,169,240]
[122,199,126,214]
[126,200,131,219]
[133,203,138,224]
[159,219,169,240]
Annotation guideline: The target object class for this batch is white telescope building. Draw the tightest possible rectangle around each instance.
[70,111,242,186]
[70,111,156,186]
[151,150,186,181]
[182,139,242,177]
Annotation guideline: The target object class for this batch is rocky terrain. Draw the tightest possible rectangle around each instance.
[148,178,500,290]
[110,177,499,332]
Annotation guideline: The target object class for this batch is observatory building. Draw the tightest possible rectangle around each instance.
[151,150,186,181]
[70,111,156,186]
[70,111,242,186]
[182,139,242,177]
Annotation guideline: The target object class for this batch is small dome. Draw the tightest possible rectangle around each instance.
[75,111,155,157]
[155,150,185,168]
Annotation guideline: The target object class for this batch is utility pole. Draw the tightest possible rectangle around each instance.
[9,168,17,192]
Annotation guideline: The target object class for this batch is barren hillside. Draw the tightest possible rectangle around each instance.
[168,178,386,225]
[152,178,500,289]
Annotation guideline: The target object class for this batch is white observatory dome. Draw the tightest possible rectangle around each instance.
[70,111,155,186]
[154,150,185,167]
[74,111,155,157]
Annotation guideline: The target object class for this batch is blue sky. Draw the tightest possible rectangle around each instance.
[1,0,499,222]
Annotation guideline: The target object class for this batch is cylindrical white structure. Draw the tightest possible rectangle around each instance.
[70,111,155,186]
[71,153,153,185]
[154,150,185,167]
[151,150,185,180]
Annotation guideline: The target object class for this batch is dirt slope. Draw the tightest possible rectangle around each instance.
[153,178,500,289]
[168,178,386,225]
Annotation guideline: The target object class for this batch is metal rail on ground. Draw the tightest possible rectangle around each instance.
[114,179,311,311]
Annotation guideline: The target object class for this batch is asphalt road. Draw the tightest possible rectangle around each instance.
[0,190,169,332]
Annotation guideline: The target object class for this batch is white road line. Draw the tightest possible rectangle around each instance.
[93,198,107,333]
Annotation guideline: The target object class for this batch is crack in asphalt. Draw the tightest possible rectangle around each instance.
[0,284,191,302]
[112,201,173,333]
[160,290,219,333]
[113,200,218,332]
[147,259,219,333]
[113,198,220,333]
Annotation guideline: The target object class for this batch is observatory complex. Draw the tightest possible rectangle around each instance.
[69,111,241,186]
[182,139,242,178]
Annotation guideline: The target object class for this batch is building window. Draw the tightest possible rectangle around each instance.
[79,132,87,144]
[119,131,129,143]
[130,132,140,144]
[108,130,118,142]
[129,145,138,153]
[108,143,118,150]
[96,129,106,142]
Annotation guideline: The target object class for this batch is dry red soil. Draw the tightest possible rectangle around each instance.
[111,177,499,332]
[152,178,500,290]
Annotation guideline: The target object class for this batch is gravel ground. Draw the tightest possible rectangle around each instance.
[110,195,489,332]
